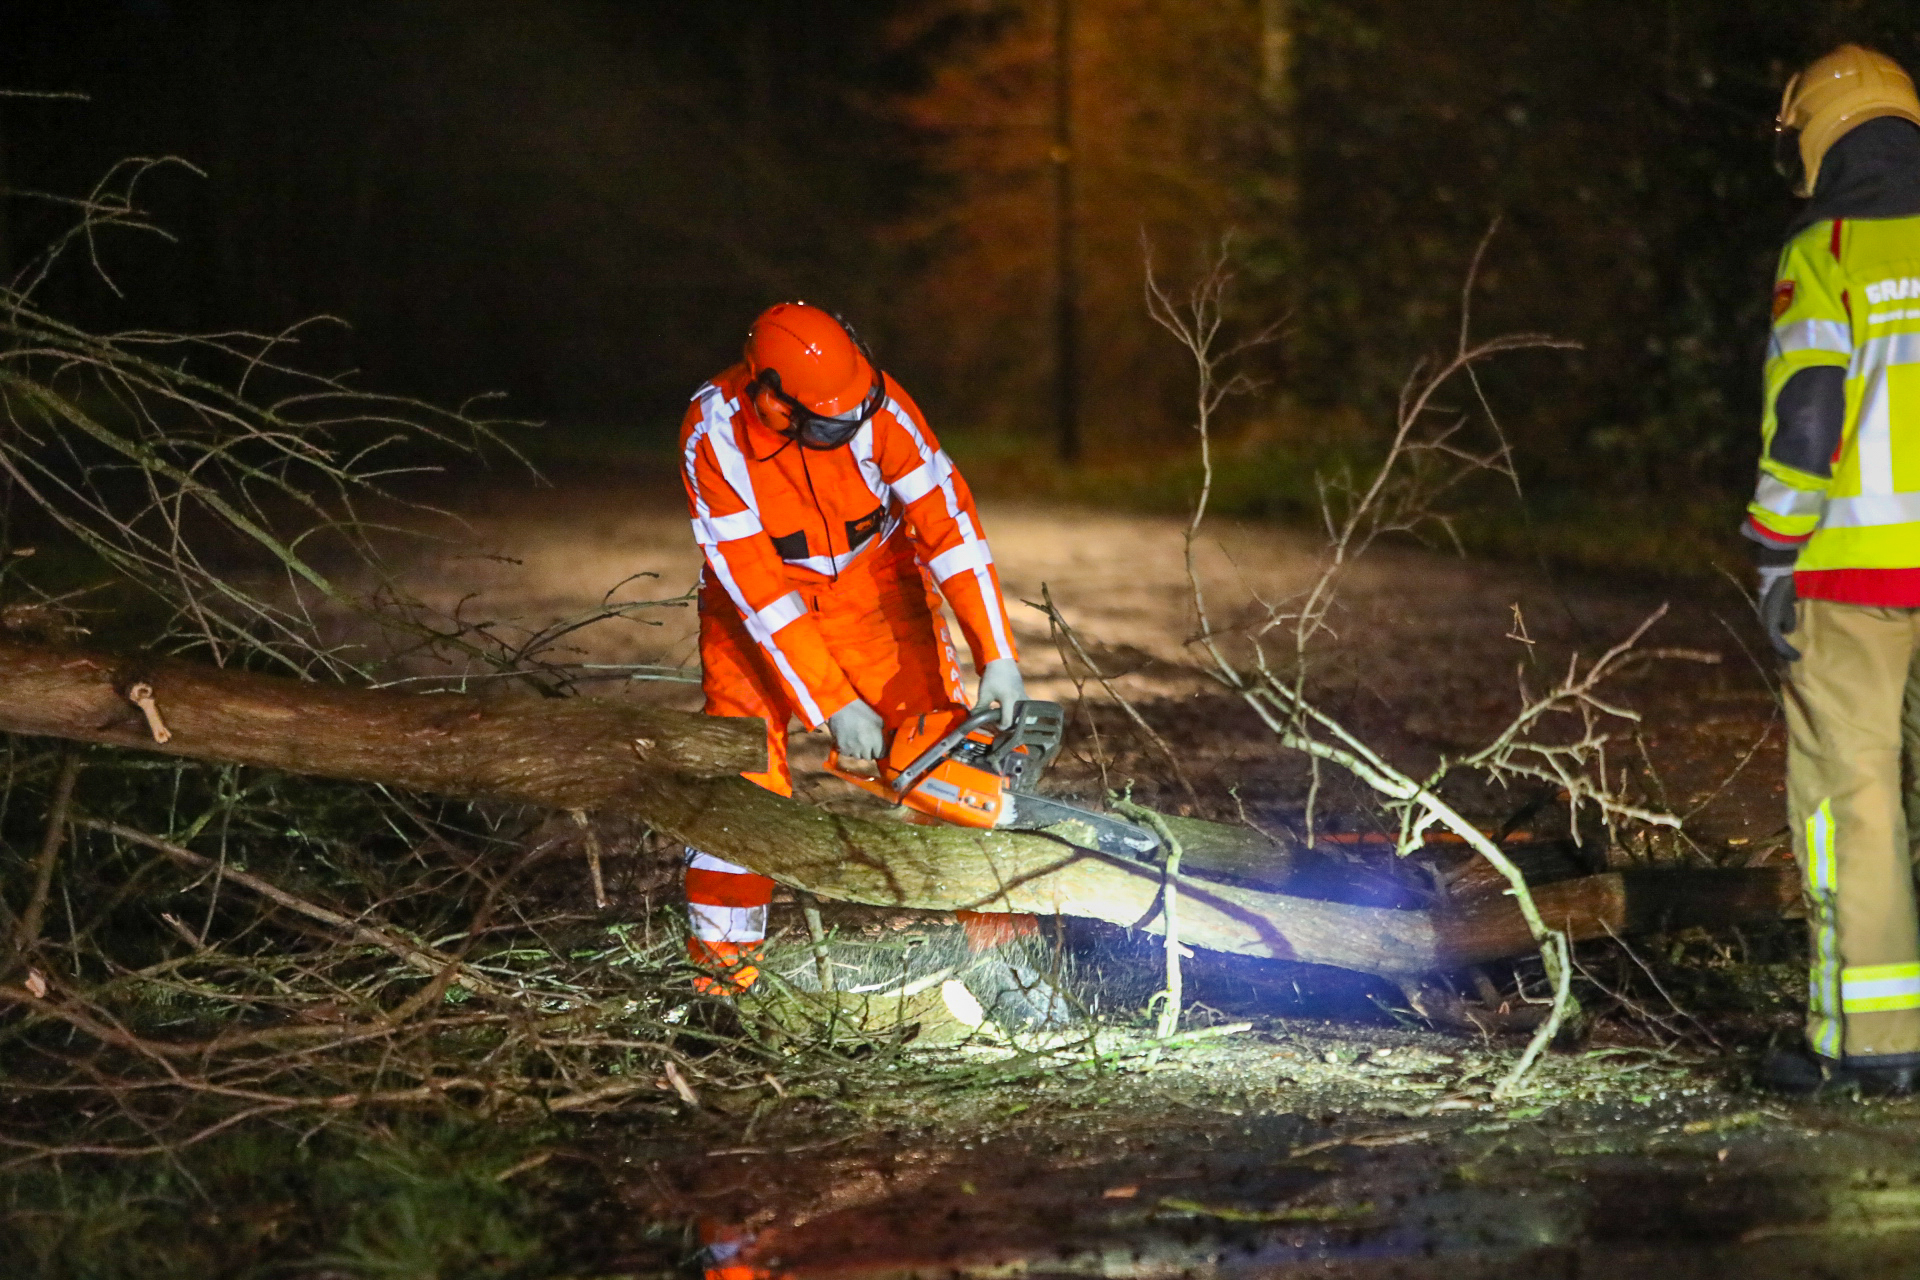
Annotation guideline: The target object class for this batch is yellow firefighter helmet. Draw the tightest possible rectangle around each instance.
[1777,45,1920,197]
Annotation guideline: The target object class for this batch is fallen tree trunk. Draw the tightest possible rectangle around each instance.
[0,636,1800,978]
[619,770,1800,975]
[0,636,764,808]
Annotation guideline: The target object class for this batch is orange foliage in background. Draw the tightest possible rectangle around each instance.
[890,0,1286,451]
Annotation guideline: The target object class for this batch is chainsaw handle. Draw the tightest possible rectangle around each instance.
[892,705,1004,797]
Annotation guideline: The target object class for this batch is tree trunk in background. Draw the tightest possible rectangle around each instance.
[0,102,12,288]
[0,636,1798,979]
[1259,0,1301,409]
[1261,0,1292,109]
[1052,0,1079,463]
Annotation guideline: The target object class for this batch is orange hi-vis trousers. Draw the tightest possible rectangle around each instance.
[685,532,969,990]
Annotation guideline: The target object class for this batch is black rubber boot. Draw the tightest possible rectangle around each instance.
[1762,1045,1919,1097]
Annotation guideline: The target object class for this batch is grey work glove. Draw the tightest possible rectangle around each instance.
[827,699,887,760]
[973,658,1027,729]
[1757,561,1801,663]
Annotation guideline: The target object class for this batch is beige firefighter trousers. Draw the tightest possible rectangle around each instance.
[1786,598,1920,1060]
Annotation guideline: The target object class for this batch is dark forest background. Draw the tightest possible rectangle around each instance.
[5,0,1919,550]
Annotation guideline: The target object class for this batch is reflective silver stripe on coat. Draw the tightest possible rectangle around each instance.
[695,508,762,545]
[892,450,955,505]
[1856,370,1897,495]
[927,540,992,581]
[1847,332,1920,498]
[1851,330,1920,373]
[769,416,897,575]
[888,399,1014,662]
[1752,473,1826,519]
[1820,492,1920,528]
[847,420,890,504]
[1773,319,1853,357]
[683,385,826,726]
[746,591,807,639]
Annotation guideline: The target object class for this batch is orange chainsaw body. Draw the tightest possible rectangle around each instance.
[825,701,1163,860]
[825,706,1055,829]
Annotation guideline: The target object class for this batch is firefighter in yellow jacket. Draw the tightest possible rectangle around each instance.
[1749,46,1920,1094]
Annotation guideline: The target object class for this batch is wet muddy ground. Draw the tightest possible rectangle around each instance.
[373,467,1898,1278]
[614,1032,1920,1279]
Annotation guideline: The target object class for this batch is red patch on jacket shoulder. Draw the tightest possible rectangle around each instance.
[1773,279,1796,320]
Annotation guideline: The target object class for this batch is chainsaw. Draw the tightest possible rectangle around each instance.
[824,700,1162,861]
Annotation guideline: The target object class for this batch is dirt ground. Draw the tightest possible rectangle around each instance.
[377,468,1890,1279]
[403,465,1785,851]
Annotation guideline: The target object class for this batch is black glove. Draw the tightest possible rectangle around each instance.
[1754,549,1800,663]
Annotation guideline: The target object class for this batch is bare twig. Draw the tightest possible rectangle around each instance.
[800,892,836,993]
[1599,918,1723,1049]
[1114,801,1187,1040]
[569,809,609,909]
[1142,227,1701,1096]
[1142,235,1285,674]
[76,820,521,1003]
[0,139,826,1165]
[11,749,80,960]
[1035,584,1198,807]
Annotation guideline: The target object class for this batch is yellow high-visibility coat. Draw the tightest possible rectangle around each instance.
[1748,215,1920,602]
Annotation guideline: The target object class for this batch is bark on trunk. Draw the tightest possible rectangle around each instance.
[0,637,1799,979]
[0,637,764,808]
[627,771,1799,975]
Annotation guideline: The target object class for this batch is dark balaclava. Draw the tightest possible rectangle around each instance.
[1788,114,1920,237]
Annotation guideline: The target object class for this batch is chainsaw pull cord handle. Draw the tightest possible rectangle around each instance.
[891,705,1004,797]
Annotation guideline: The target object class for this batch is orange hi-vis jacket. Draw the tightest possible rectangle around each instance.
[678,363,1018,728]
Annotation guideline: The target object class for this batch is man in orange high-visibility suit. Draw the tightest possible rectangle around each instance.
[678,302,1028,992]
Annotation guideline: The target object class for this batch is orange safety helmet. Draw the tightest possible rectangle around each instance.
[743,303,885,448]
